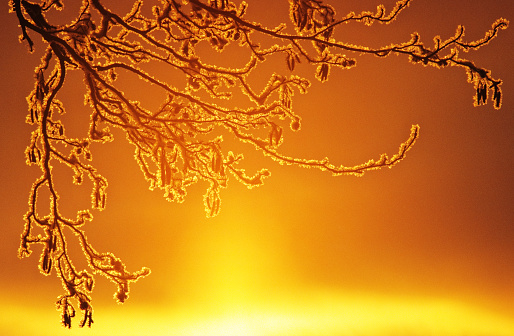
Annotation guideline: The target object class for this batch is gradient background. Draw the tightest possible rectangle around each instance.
[1,0,513,335]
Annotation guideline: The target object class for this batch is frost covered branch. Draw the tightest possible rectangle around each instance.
[11,0,507,327]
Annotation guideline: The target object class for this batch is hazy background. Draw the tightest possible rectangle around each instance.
[1,0,513,335]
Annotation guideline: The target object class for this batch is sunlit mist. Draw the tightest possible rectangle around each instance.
[2,0,513,335]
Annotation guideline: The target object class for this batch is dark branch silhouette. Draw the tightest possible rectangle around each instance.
[10,0,507,327]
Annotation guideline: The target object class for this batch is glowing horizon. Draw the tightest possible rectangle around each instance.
[2,289,514,336]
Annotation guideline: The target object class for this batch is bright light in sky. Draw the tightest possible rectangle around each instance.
[2,290,514,336]
[0,0,513,335]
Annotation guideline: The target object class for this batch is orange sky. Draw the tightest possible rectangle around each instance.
[1,0,513,335]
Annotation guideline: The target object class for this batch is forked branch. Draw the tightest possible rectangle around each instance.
[11,0,507,327]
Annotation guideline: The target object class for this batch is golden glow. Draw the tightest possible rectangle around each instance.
[2,291,513,336]
[183,206,286,305]
[1,0,513,335]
